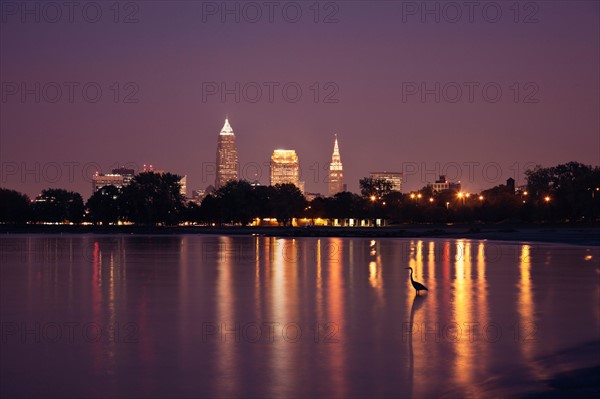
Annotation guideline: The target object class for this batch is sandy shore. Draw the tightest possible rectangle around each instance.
[458,341,600,398]
[509,341,599,398]
[1,224,599,246]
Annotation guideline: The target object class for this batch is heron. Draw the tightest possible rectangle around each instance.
[405,267,428,295]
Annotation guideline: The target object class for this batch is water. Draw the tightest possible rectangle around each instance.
[1,235,599,398]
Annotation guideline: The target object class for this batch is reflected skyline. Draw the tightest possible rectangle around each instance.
[1,236,599,398]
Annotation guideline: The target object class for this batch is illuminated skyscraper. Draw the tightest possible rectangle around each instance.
[270,149,300,189]
[215,117,239,189]
[328,134,344,196]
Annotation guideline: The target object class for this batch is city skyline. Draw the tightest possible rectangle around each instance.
[1,2,598,199]
[2,104,598,200]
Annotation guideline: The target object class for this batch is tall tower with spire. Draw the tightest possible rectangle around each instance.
[328,134,344,196]
[215,116,238,189]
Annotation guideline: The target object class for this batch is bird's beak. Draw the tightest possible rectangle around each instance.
[404,267,410,269]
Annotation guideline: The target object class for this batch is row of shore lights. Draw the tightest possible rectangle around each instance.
[456,192,485,201]
[370,191,553,204]
[368,187,600,206]
[406,192,485,202]
[521,191,551,203]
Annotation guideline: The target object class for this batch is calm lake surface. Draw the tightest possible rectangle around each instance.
[1,235,599,398]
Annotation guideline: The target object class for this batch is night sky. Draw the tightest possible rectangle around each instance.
[1,1,598,199]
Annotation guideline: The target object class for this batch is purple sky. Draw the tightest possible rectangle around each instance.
[1,1,599,199]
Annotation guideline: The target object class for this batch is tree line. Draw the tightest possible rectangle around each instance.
[1,162,598,226]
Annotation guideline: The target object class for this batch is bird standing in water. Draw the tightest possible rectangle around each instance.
[405,267,428,295]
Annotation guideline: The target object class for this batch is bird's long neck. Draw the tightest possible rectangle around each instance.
[409,268,414,282]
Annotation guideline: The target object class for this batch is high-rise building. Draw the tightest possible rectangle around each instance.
[112,167,135,185]
[270,149,300,189]
[328,134,344,196]
[92,167,136,192]
[92,173,125,192]
[369,172,403,192]
[179,175,187,197]
[215,117,239,189]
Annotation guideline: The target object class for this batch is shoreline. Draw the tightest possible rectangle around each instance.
[1,224,598,246]
[516,340,600,398]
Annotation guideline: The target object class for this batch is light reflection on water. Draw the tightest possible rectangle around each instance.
[1,235,599,398]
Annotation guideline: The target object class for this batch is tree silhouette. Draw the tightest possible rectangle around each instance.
[328,192,365,219]
[270,183,306,226]
[214,180,257,225]
[0,188,31,224]
[183,201,203,224]
[199,194,221,224]
[478,184,520,222]
[254,185,274,219]
[526,162,600,221]
[359,177,394,198]
[33,188,84,223]
[85,185,122,225]
[120,172,185,225]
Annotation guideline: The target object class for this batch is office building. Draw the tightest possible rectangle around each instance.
[92,167,136,192]
[92,173,125,192]
[428,175,461,193]
[215,117,239,189]
[270,149,300,189]
[369,171,403,192]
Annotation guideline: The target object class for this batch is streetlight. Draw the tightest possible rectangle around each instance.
[429,197,434,203]
[410,193,415,199]
[544,196,551,203]
[417,193,422,199]
[478,195,484,201]
[370,195,376,202]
